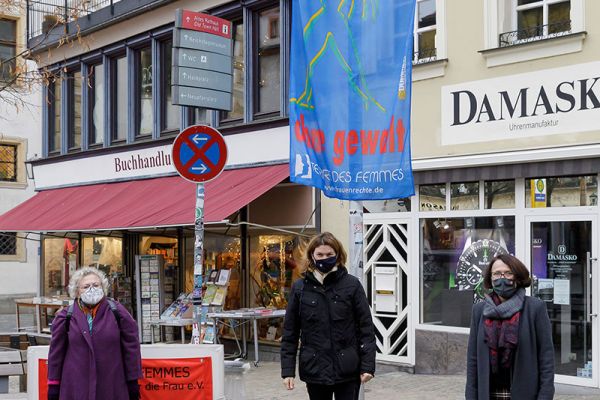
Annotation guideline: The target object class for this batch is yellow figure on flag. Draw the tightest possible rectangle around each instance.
[290,0,386,112]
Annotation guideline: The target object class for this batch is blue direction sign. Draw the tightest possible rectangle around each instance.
[172,125,228,183]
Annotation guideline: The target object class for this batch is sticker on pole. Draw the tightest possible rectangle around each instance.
[172,125,227,183]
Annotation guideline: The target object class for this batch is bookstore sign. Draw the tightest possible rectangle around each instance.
[172,9,233,110]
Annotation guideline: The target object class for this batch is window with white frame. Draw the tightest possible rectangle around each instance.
[483,0,583,66]
[414,0,437,63]
[500,0,571,47]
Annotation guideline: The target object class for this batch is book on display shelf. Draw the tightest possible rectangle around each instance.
[216,269,231,286]
[202,285,218,305]
[211,286,227,306]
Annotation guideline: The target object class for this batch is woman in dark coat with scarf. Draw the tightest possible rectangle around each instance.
[280,232,376,400]
[47,266,142,400]
[466,254,555,400]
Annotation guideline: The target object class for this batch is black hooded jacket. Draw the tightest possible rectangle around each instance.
[280,267,376,385]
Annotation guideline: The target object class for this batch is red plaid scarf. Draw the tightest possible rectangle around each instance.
[483,293,521,374]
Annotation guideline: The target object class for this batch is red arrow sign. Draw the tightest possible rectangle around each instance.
[179,10,232,39]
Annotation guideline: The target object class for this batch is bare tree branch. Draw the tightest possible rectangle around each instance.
[0,0,90,117]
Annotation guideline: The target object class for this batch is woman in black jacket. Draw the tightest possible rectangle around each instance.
[281,232,376,400]
[466,254,555,400]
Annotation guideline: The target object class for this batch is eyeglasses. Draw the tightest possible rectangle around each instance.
[80,283,101,290]
[492,271,514,279]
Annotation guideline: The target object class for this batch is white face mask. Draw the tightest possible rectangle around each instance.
[80,286,104,305]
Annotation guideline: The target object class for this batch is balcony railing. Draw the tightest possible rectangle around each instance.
[26,0,122,41]
[499,20,572,48]
[414,48,437,65]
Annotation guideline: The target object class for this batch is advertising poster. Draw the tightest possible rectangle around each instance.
[39,357,214,400]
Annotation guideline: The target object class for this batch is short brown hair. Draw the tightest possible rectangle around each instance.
[305,232,347,270]
[483,253,532,289]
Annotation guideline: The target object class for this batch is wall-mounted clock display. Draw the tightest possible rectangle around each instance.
[456,239,509,293]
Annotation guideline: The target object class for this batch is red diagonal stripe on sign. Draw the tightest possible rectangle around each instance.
[182,135,218,171]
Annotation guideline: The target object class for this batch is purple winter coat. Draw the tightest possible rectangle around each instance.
[48,298,142,400]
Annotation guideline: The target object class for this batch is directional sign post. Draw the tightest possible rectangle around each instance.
[172,125,228,344]
[172,9,233,110]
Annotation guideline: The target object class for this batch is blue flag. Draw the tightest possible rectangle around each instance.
[289,0,416,200]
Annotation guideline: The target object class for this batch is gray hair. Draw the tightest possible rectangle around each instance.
[67,267,110,299]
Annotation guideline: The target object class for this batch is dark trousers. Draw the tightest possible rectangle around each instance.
[306,379,361,400]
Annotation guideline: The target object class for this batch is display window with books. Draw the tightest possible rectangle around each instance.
[42,236,79,297]
[184,232,241,311]
[140,236,179,341]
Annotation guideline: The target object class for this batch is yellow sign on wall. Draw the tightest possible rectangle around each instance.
[531,179,547,208]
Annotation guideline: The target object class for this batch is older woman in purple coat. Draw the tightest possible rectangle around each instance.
[47,266,142,400]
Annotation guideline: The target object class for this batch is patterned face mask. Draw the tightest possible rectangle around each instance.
[80,286,104,305]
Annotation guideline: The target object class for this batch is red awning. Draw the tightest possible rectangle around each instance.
[0,164,289,232]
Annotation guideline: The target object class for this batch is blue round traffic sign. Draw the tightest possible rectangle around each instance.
[172,125,228,183]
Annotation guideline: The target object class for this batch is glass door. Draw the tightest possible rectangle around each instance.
[527,216,598,387]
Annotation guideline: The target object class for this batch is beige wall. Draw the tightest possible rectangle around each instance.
[411,0,600,159]
[320,195,350,250]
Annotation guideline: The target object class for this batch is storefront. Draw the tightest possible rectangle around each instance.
[355,59,600,387]
[0,138,318,346]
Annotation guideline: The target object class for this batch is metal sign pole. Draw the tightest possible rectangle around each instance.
[191,183,205,343]
[349,200,365,399]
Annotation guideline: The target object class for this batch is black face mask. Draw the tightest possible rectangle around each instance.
[492,278,517,298]
[314,256,337,274]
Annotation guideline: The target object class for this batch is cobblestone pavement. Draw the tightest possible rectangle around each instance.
[1,361,599,399]
[241,362,600,400]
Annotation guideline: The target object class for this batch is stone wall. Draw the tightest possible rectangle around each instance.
[415,329,468,375]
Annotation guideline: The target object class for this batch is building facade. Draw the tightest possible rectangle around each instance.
[1,0,599,389]
[0,0,320,347]
[0,4,41,312]
[321,0,599,389]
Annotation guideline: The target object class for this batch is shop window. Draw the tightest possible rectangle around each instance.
[136,46,153,137]
[219,20,245,125]
[249,235,303,342]
[422,216,515,328]
[0,18,17,82]
[48,78,62,153]
[89,63,105,146]
[183,232,242,340]
[82,236,128,309]
[414,0,437,63]
[200,233,242,311]
[161,40,179,133]
[419,184,446,211]
[0,144,17,182]
[450,182,479,210]
[67,71,82,150]
[82,236,123,274]
[43,237,79,297]
[364,198,411,213]
[255,7,281,118]
[525,175,598,207]
[484,180,515,209]
[111,56,128,142]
